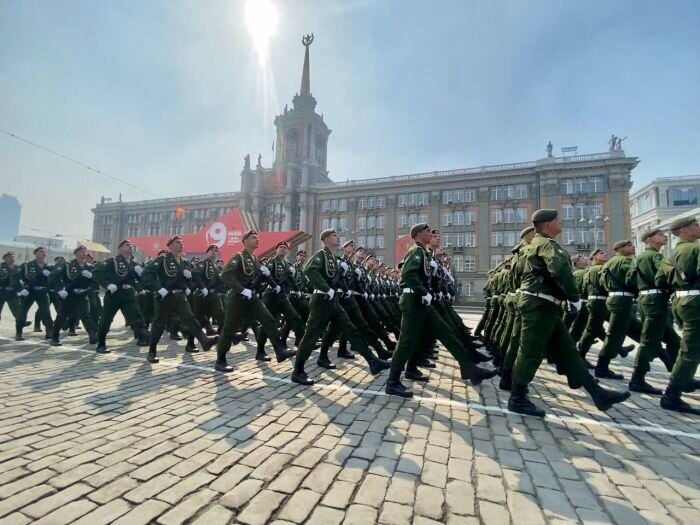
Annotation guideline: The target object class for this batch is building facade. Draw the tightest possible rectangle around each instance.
[630,175,700,251]
[92,40,639,302]
[0,194,21,242]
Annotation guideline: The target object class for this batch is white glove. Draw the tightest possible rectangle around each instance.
[183,269,192,279]
[362,292,368,300]
[107,284,118,294]
[421,292,433,305]
[570,300,582,312]
[19,289,29,297]
[340,261,349,273]
[42,269,50,277]
[259,266,270,277]
[325,288,336,301]
[437,292,443,300]
[289,266,296,276]
[200,288,209,297]
[185,288,191,296]
[158,288,169,298]
[354,267,362,277]
[368,276,373,285]
[370,293,375,300]
[429,260,438,275]
[241,288,253,300]
[134,265,143,276]
[272,285,281,294]
[345,290,352,298]
[58,289,68,300]
[81,270,93,279]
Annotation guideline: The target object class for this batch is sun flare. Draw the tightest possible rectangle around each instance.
[245,0,279,61]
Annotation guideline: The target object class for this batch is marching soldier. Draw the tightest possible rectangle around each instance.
[192,245,226,336]
[214,230,295,372]
[14,246,54,340]
[48,245,98,346]
[658,216,700,415]
[509,209,629,417]
[141,236,218,363]
[0,252,21,324]
[93,240,149,353]
[385,223,496,398]
[291,229,390,385]
[568,255,590,342]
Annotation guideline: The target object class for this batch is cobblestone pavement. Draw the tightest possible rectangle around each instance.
[1,312,699,525]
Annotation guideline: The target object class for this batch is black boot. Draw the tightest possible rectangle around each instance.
[374,346,393,361]
[660,386,700,416]
[577,342,595,369]
[405,365,429,382]
[256,342,271,361]
[49,338,62,347]
[136,329,150,347]
[185,337,199,353]
[169,331,182,341]
[15,332,24,341]
[95,333,109,354]
[88,330,98,345]
[595,356,624,380]
[683,379,700,393]
[585,381,631,411]
[498,368,513,391]
[317,349,336,369]
[460,363,498,386]
[470,348,492,364]
[508,384,545,417]
[369,357,390,375]
[196,333,219,352]
[147,344,159,363]
[33,322,42,333]
[619,344,634,358]
[385,366,413,398]
[68,328,77,336]
[629,372,663,395]
[291,362,314,385]
[337,341,355,359]
[215,359,233,372]
[273,340,296,363]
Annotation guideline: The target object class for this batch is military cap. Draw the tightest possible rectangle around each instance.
[74,245,87,255]
[430,228,440,235]
[532,209,558,223]
[613,239,632,251]
[166,236,182,247]
[190,256,201,263]
[276,241,289,249]
[206,244,218,252]
[355,245,366,252]
[520,226,535,239]
[296,249,307,256]
[410,223,430,238]
[118,239,132,248]
[320,229,336,241]
[241,230,257,242]
[669,216,697,232]
[378,262,387,268]
[342,239,355,248]
[641,228,663,242]
[54,256,65,262]
[33,246,47,254]
[2,251,15,259]
[364,253,376,262]
[589,248,603,259]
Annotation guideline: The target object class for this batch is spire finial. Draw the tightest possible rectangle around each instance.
[300,33,313,96]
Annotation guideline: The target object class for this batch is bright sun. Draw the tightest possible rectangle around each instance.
[245,0,279,61]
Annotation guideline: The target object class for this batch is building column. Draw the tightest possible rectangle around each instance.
[477,187,490,271]
[301,163,310,188]
[385,195,397,264]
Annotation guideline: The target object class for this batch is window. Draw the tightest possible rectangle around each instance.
[562,204,575,220]
[418,193,428,206]
[562,228,575,245]
[490,255,504,267]
[376,216,384,229]
[338,199,347,212]
[503,231,516,247]
[399,192,428,207]
[491,209,503,224]
[491,231,503,247]
[376,196,386,208]
[465,255,476,272]
[443,191,454,204]
[465,232,476,247]
[367,196,376,209]
[515,184,528,199]
[561,179,574,194]
[367,216,376,229]
[357,235,366,246]
[453,211,464,226]
[590,177,603,193]
[671,188,697,206]
[366,236,375,249]
[376,236,384,249]
[321,200,330,212]
[357,217,366,230]
[465,211,476,225]
[442,212,452,226]
[576,229,589,244]
[515,208,528,223]
[322,218,330,230]
[358,197,366,210]
[576,204,587,221]
[590,202,603,219]
[338,218,348,232]
[399,215,408,228]
[503,208,515,224]
[452,255,464,272]
[398,195,408,207]
[465,189,476,202]
[594,230,605,245]
[575,178,588,193]
[461,281,474,297]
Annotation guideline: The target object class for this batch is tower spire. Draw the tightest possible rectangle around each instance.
[300,34,313,96]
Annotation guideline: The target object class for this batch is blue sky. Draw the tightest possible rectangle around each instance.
[1,0,699,240]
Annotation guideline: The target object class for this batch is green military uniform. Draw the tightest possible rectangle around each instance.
[0,255,21,323]
[141,247,216,363]
[474,277,493,337]
[632,240,680,390]
[577,260,609,359]
[48,256,98,345]
[658,218,700,414]
[215,247,293,371]
[568,265,590,342]
[192,256,226,335]
[14,254,54,339]
[93,251,148,352]
[596,242,642,379]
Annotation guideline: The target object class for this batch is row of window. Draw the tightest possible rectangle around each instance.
[442,211,476,226]
[490,208,528,224]
[358,196,387,209]
[266,202,284,216]
[398,213,428,228]
[442,189,477,204]
[561,203,604,221]
[491,230,520,247]
[443,232,477,248]
[561,229,605,245]
[398,192,429,207]
[321,217,349,232]
[320,199,348,212]
[356,235,385,249]
[451,255,476,273]
[490,184,529,201]
[670,187,698,206]
[357,216,385,230]
[561,177,604,194]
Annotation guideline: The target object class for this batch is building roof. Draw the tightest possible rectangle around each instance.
[630,174,700,199]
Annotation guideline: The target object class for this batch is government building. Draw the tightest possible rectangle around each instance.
[92,39,639,302]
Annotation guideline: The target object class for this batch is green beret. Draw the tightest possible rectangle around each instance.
[2,251,15,259]
[166,236,182,247]
[320,229,336,241]
[410,223,430,238]
[241,230,257,242]
[613,239,632,251]
[73,245,88,255]
[296,249,307,256]
[33,246,47,254]
[118,239,132,248]
[641,229,663,242]
[276,241,289,249]
[669,216,697,232]
[590,248,603,259]
[519,226,535,239]
[532,209,558,223]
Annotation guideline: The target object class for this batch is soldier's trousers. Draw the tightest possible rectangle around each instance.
[217,293,279,362]
[512,295,591,387]
[16,289,53,336]
[391,294,473,374]
[635,294,680,374]
[194,292,225,333]
[289,296,310,324]
[475,301,490,336]
[358,298,395,348]
[483,298,501,342]
[0,289,20,321]
[98,289,147,343]
[578,299,608,353]
[668,296,700,390]
[568,302,589,343]
[149,292,201,346]
[138,292,155,326]
[295,294,373,366]
[52,293,96,340]
[322,296,385,355]
[502,303,523,372]
[259,293,305,346]
[89,291,102,326]
[497,298,517,361]
[600,296,641,359]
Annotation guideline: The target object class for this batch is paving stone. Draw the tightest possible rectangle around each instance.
[378,501,413,525]
[342,504,378,525]
[301,462,342,494]
[159,471,215,504]
[278,488,322,523]
[210,463,254,493]
[23,482,92,519]
[0,484,56,520]
[236,490,286,525]
[88,476,139,504]
[72,498,132,525]
[478,500,511,524]
[323,480,356,508]
[506,490,546,524]
[386,474,417,504]
[421,460,447,488]
[354,473,389,507]
[32,499,97,525]
[415,484,444,520]
[476,474,506,503]
[113,500,170,525]
[446,479,475,516]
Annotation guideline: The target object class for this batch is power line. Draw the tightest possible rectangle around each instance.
[0,127,161,198]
